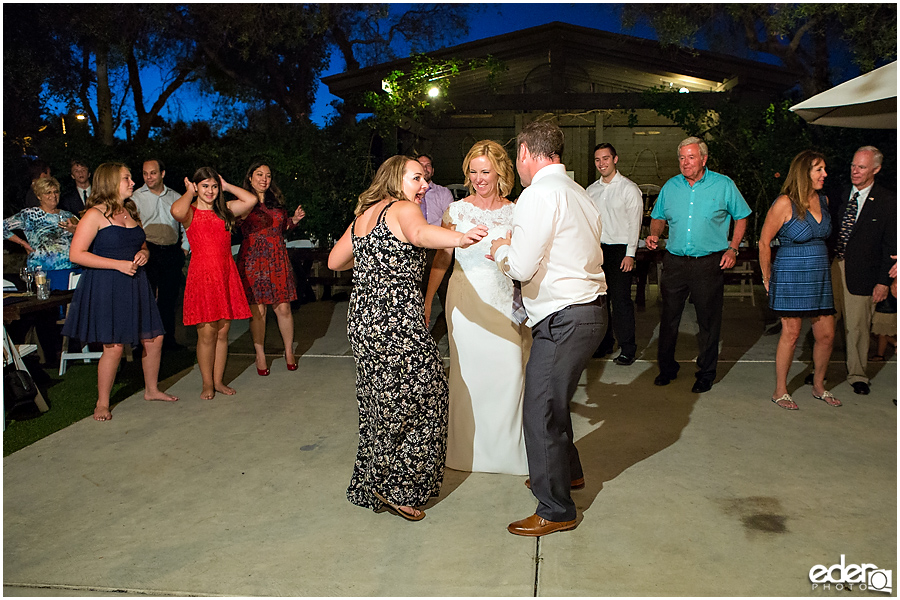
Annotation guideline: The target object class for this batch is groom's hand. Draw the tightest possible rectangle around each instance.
[487,231,512,261]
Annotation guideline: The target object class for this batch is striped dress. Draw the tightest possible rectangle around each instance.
[768,194,836,317]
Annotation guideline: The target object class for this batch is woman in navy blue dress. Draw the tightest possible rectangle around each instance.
[63,163,178,421]
[759,150,841,410]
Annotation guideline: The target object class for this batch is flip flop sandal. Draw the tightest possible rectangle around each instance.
[372,489,425,521]
[771,394,798,410]
[813,390,842,407]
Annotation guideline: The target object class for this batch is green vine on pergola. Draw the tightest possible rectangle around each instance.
[364,53,506,135]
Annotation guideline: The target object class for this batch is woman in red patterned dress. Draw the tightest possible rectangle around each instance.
[236,162,306,376]
[171,167,258,399]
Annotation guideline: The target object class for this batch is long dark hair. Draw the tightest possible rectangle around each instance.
[242,161,286,210]
[192,167,236,231]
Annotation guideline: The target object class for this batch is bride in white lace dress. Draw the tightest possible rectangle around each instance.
[424,140,530,475]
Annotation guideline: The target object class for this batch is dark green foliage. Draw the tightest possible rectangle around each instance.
[621,4,898,95]
[7,112,373,244]
[642,88,896,241]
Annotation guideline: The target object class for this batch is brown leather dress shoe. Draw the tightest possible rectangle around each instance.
[508,514,577,537]
[524,477,585,490]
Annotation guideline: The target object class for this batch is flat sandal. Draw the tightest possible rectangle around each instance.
[771,394,798,410]
[812,390,842,407]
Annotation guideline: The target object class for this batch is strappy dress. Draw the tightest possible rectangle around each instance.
[345,201,449,511]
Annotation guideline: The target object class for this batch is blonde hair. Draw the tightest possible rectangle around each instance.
[354,155,418,216]
[462,140,515,197]
[780,150,826,220]
[85,163,142,224]
[32,176,60,198]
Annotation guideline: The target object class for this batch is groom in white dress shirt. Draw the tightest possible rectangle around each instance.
[490,120,606,537]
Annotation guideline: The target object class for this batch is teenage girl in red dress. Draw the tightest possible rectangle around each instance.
[171,167,258,399]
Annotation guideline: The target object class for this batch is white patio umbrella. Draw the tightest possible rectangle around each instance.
[790,61,897,129]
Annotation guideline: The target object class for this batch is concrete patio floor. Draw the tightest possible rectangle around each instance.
[4,288,896,596]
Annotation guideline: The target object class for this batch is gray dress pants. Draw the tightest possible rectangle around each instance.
[524,295,606,522]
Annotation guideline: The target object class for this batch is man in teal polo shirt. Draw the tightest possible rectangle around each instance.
[645,137,751,393]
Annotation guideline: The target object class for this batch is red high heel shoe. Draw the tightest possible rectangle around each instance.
[257,365,270,376]
[286,358,298,371]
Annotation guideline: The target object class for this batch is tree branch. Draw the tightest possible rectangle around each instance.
[125,46,147,124]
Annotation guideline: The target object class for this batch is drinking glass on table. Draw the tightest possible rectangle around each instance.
[20,266,34,295]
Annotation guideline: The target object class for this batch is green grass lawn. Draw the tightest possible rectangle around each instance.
[4,347,196,456]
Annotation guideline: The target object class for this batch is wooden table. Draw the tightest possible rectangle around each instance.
[3,291,74,324]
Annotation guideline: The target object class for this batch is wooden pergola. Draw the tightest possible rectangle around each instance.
[323,21,799,190]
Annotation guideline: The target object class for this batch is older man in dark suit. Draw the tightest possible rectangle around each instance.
[828,146,896,395]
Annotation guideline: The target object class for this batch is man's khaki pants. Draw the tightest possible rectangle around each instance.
[831,258,875,385]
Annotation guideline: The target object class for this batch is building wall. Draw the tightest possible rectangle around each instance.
[406,109,688,198]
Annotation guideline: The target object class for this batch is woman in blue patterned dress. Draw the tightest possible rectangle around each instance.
[759,150,841,410]
[327,156,488,521]
[3,177,79,282]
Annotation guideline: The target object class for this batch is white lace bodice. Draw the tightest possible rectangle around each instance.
[444,201,516,315]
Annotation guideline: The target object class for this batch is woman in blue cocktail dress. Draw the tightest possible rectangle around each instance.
[759,150,841,410]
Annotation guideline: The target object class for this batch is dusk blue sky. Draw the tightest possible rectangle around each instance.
[52,3,857,135]
[146,3,658,129]
[306,3,658,124]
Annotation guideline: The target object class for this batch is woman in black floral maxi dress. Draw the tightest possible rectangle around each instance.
[328,156,488,520]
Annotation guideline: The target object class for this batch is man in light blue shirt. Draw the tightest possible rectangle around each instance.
[645,137,751,393]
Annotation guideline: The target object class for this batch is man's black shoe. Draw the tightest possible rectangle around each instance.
[654,374,675,386]
[593,346,614,359]
[613,354,635,366]
[852,381,870,395]
[804,373,814,385]
[691,379,713,393]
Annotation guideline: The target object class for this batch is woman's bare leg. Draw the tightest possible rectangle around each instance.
[141,335,177,401]
[196,322,218,399]
[95,343,125,420]
[214,320,235,395]
[249,303,268,371]
[273,302,296,365]
[810,314,836,397]
[773,317,801,399]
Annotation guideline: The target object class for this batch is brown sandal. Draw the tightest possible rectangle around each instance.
[372,490,425,521]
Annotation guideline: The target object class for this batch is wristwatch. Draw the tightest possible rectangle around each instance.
[726,247,738,255]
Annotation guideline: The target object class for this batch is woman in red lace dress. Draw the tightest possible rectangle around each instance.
[236,162,306,376]
[171,167,258,400]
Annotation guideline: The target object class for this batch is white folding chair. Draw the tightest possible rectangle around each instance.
[58,271,103,375]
